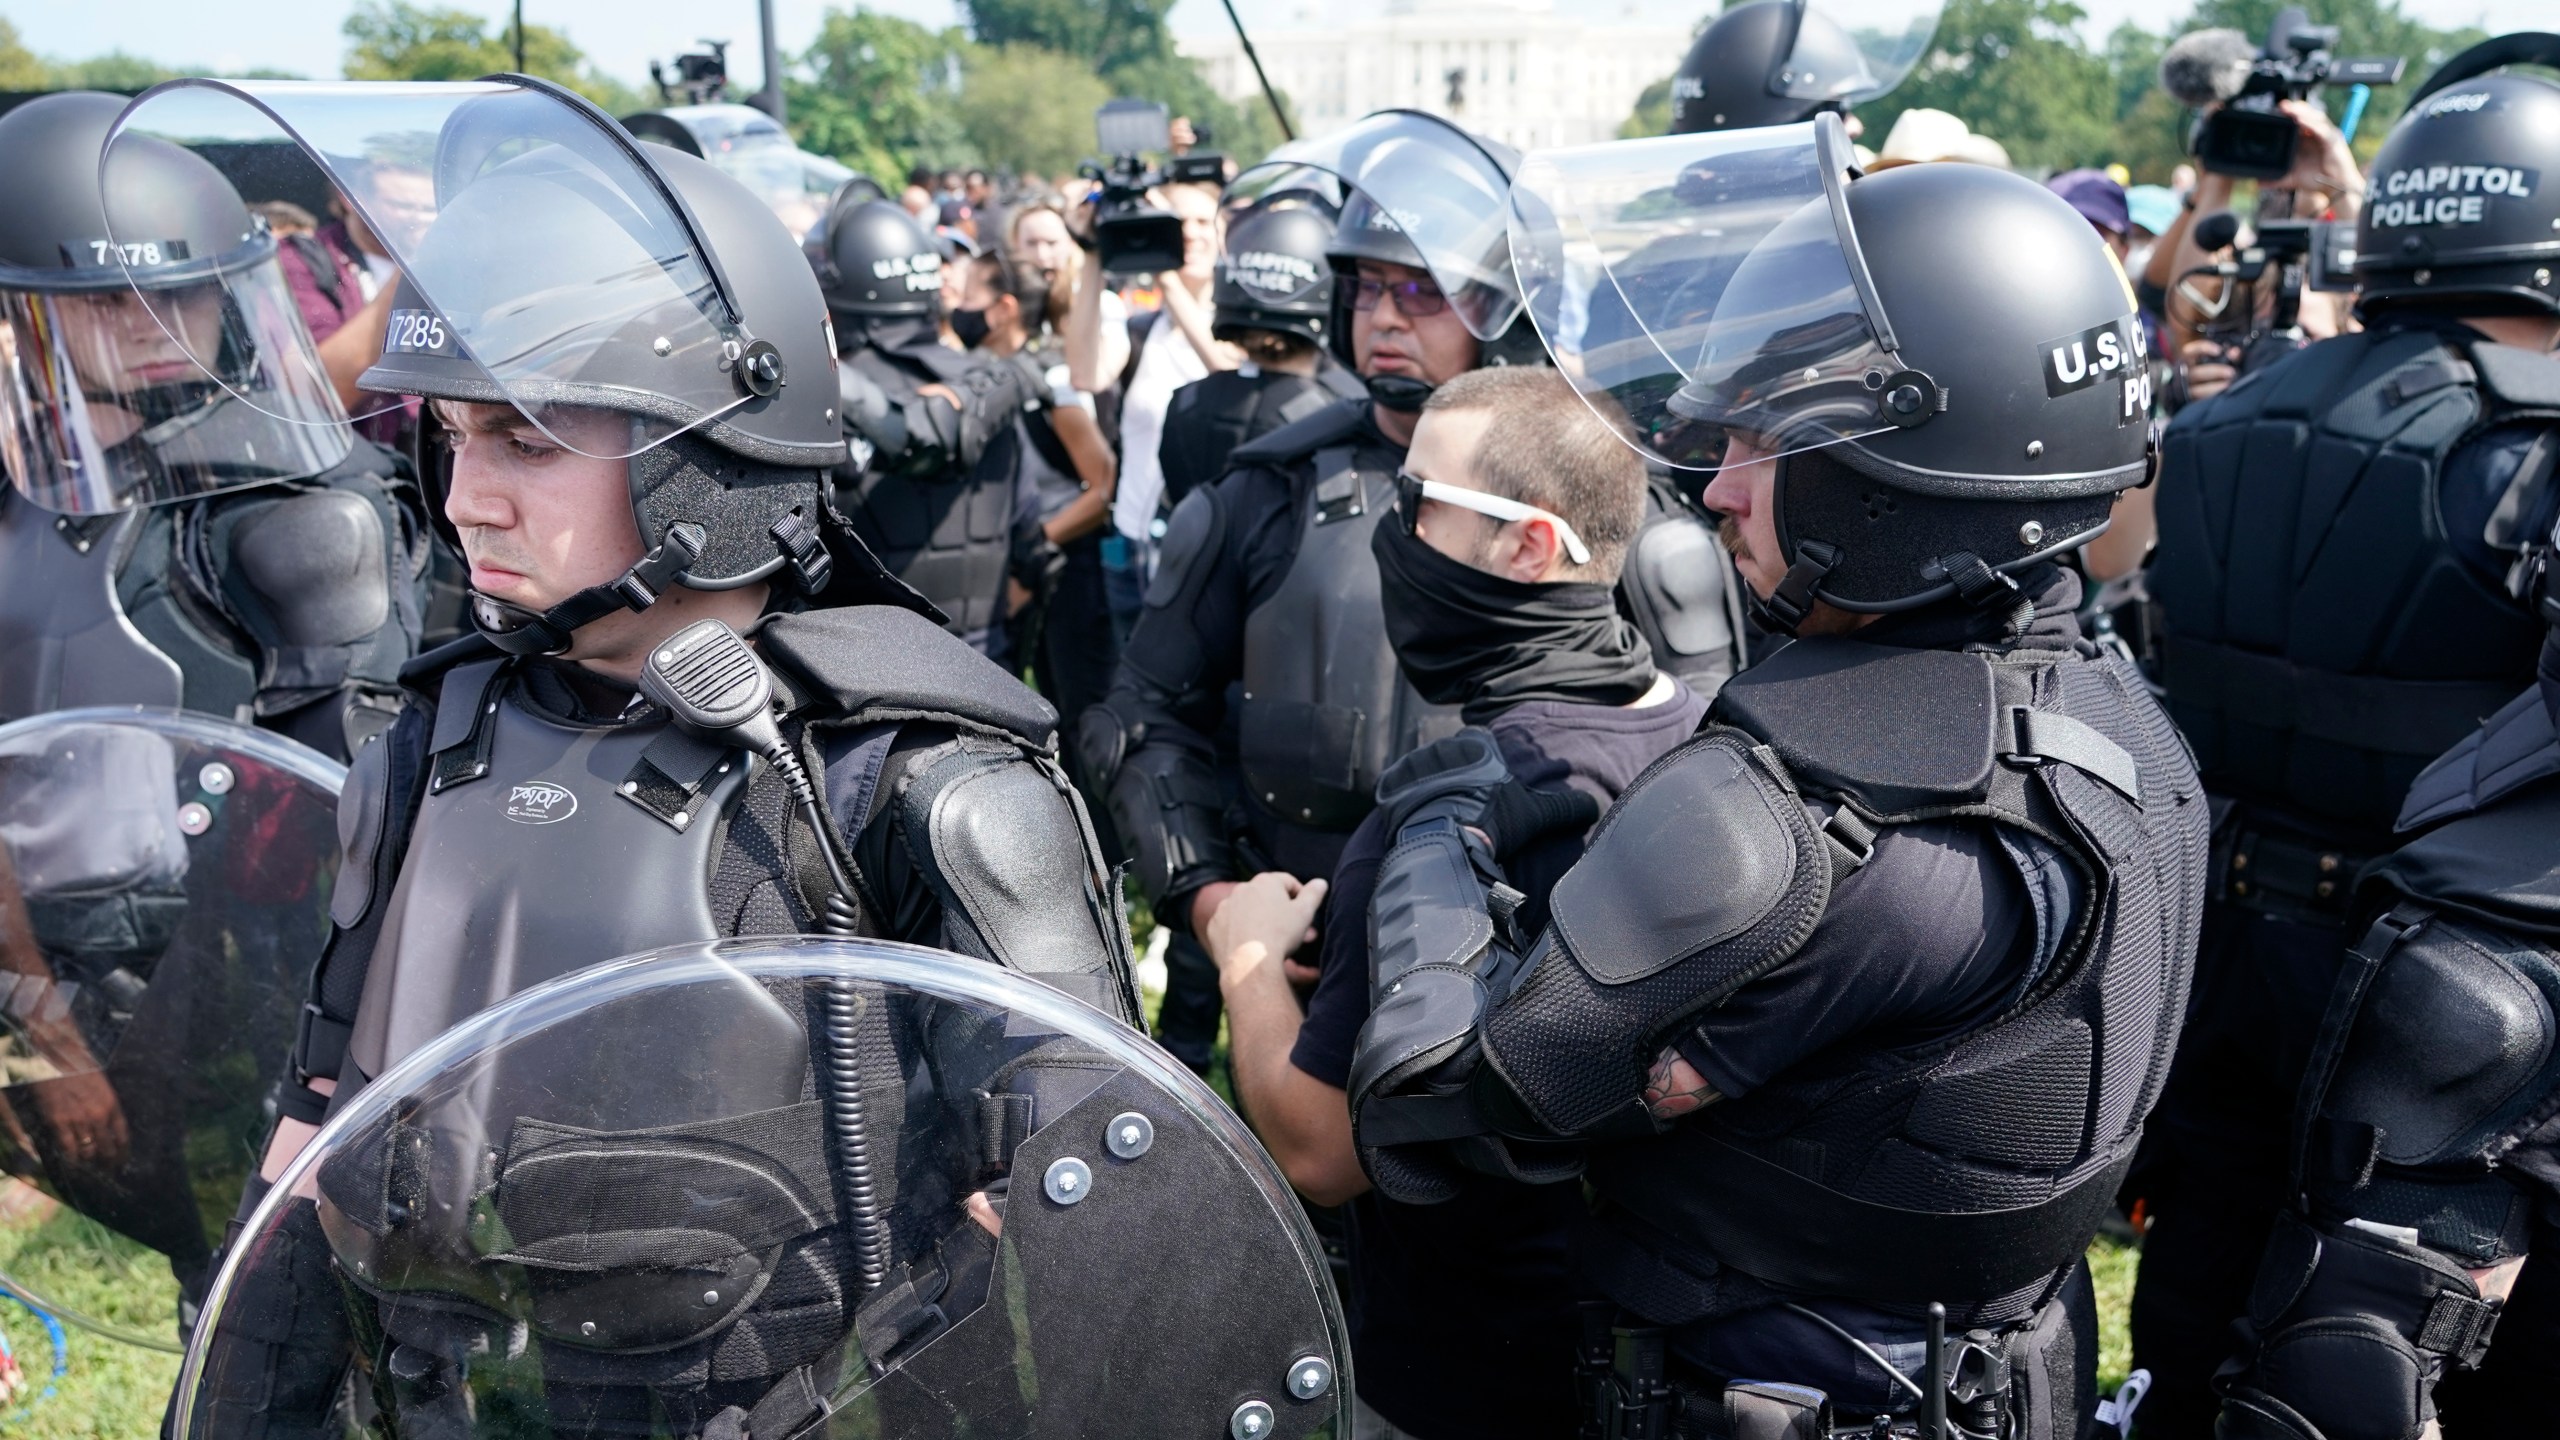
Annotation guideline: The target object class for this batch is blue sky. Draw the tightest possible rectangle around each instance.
[4,0,2543,95]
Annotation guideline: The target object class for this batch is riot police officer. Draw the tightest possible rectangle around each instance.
[0,91,429,760]
[2128,49,2560,1436]
[1155,190,1362,512]
[2211,500,2560,1436]
[1080,111,1741,1072]
[806,191,1034,657]
[1664,0,1934,135]
[106,79,1135,1433]
[1345,121,2206,1437]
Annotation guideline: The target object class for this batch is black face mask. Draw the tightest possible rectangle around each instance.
[1372,517,1657,723]
[949,305,993,350]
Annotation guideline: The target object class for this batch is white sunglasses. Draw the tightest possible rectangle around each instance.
[1394,473,1593,567]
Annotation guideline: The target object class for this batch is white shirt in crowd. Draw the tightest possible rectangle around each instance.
[1109,306,1210,544]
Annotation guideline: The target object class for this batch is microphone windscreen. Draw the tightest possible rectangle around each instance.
[2192,210,2242,252]
[2160,28,2257,107]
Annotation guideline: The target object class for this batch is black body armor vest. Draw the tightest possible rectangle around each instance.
[2151,322,2558,841]
[0,445,423,758]
[1239,441,1463,839]
[1156,365,1355,516]
[346,660,753,1079]
[1502,636,2208,1318]
[837,345,1019,647]
[0,499,185,717]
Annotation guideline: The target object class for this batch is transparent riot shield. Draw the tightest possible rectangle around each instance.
[0,708,343,1351]
[177,939,1349,1440]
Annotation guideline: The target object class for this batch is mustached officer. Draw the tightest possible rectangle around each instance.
[806,192,1035,659]
[0,91,429,759]
[1154,189,1363,514]
[1080,110,1741,1073]
[2128,43,2560,1434]
[1345,120,2206,1437]
[122,78,1137,1435]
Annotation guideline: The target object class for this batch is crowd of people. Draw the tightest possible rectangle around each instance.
[0,3,2555,1439]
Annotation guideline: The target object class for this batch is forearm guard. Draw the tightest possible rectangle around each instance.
[1078,700,1234,929]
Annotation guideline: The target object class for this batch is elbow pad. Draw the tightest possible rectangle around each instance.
[1082,701,1233,917]
[898,740,1140,1026]
[838,362,911,461]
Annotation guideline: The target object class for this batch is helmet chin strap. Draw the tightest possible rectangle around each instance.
[1366,372,1436,413]
[1746,539,1840,637]
[469,522,707,658]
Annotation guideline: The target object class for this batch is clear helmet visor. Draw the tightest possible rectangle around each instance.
[0,257,353,514]
[105,80,754,462]
[1508,117,1903,472]
[177,940,1349,1439]
[1776,0,1942,107]
[0,709,343,1352]
[1243,109,1520,341]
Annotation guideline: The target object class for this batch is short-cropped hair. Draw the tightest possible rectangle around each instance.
[1421,367,1646,582]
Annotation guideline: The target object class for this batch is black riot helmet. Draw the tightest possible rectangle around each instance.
[0,91,351,514]
[1241,110,1544,412]
[2356,43,2560,319]
[1668,0,1940,134]
[1512,116,2150,633]
[1212,201,1337,347]
[805,188,945,324]
[103,77,882,656]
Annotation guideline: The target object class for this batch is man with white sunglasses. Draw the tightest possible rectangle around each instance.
[1204,367,1706,1440]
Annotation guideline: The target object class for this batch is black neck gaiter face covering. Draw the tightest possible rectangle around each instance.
[1372,516,1657,723]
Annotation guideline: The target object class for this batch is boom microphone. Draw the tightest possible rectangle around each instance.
[2160,28,2257,108]
[2192,210,2242,253]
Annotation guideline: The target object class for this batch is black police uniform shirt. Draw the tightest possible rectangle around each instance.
[1290,680,1706,1440]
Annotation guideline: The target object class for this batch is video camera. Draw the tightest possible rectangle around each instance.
[1080,100,1227,275]
[2192,8,2403,180]
[650,41,732,108]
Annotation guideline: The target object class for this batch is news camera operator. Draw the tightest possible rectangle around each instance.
[2126,39,2560,1436]
[2149,17,2379,410]
[1060,104,1240,622]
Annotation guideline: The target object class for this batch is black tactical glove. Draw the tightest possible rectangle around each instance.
[1009,516,1067,602]
[1373,727,1599,859]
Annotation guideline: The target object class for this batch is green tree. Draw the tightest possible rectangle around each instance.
[950,43,1112,177]
[0,19,54,90]
[1620,76,1674,139]
[342,0,641,111]
[1862,0,2117,172]
[961,0,1173,81]
[961,0,1284,168]
[789,8,978,183]
[2181,0,2484,158]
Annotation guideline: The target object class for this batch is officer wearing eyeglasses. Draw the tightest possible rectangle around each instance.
[1204,365,1707,1440]
[1078,113,1739,1066]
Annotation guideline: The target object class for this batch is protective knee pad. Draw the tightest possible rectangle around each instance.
[2216,1211,2499,1440]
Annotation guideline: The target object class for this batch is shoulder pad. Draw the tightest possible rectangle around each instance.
[2470,340,2560,413]
[1710,639,1997,815]
[1226,395,1369,469]
[1144,486,1225,610]
[1546,734,1824,986]
[2397,684,2555,830]
[2369,777,2560,941]
[761,604,1059,745]
[225,488,391,649]
[1318,361,1369,402]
